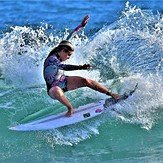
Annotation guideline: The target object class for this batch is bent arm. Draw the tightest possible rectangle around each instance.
[66,15,90,40]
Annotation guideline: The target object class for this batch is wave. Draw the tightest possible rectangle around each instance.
[87,2,163,78]
[0,2,162,87]
[0,2,163,145]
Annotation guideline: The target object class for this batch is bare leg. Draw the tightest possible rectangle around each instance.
[48,76,120,117]
[67,76,107,92]
[48,86,74,117]
[67,76,121,99]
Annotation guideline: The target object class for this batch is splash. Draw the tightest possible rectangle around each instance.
[42,2,163,145]
[37,116,102,146]
[0,22,90,88]
[0,25,50,87]
[86,1,163,79]
[76,2,163,131]
[112,74,163,130]
[1,2,163,145]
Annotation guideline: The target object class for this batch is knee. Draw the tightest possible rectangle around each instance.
[49,86,63,99]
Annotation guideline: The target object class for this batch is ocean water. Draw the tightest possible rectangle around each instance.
[0,0,163,162]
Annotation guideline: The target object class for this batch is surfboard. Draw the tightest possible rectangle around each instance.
[9,84,138,131]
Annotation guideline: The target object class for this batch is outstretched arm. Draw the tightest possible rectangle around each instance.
[66,15,90,40]
[59,63,91,71]
[48,56,91,71]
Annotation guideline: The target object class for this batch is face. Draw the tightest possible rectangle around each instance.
[59,49,74,61]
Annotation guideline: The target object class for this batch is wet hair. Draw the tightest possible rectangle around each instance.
[59,40,74,51]
[48,40,74,57]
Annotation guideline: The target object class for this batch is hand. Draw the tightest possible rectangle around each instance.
[82,64,92,70]
[81,15,90,27]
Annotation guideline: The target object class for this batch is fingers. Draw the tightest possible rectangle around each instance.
[83,64,92,69]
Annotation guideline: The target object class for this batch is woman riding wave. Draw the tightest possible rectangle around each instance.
[43,15,121,117]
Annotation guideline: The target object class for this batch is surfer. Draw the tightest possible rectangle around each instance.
[43,15,121,117]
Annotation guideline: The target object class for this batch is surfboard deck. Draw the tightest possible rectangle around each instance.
[9,100,106,131]
[9,84,138,131]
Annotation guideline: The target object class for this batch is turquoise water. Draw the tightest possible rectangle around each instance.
[0,1,163,162]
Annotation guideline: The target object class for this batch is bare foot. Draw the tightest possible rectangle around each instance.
[111,92,121,100]
[66,109,75,117]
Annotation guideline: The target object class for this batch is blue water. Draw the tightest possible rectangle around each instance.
[0,0,163,162]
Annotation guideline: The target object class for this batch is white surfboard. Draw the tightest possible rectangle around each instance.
[10,100,106,131]
[9,84,138,131]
